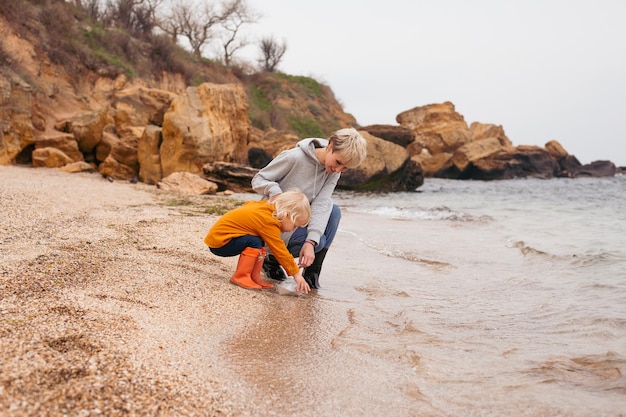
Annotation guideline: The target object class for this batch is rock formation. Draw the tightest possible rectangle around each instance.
[0,8,619,193]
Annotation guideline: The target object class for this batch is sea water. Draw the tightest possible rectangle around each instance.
[228,177,626,417]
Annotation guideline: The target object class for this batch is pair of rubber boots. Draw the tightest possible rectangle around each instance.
[231,247,274,290]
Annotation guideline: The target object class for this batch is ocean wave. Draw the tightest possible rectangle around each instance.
[506,240,624,267]
[339,229,453,269]
[376,247,453,270]
[569,250,626,267]
[348,205,492,222]
[527,352,626,393]
[505,240,551,257]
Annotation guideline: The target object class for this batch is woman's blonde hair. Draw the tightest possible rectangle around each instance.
[328,127,368,169]
[272,190,311,226]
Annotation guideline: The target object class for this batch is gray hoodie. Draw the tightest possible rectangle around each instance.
[251,138,340,244]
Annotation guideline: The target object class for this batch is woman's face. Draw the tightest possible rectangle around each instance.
[324,147,350,174]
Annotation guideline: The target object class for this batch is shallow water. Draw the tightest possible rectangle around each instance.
[227,177,626,416]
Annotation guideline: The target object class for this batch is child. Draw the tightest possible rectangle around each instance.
[252,127,368,289]
[205,190,312,294]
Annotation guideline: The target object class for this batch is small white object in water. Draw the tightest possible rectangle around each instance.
[275,264,303,296]
[275,277,299,296]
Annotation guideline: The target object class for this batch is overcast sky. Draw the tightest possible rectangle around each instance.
[241,0,626,166]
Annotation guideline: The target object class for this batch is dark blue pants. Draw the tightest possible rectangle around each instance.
[209,235,264,257]
[286,204,341,257]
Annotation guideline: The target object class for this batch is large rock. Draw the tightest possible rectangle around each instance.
[396,102,472,155]
[360,124,416,148]
[411,151,453,177]
[137,125,163,185]
[32,147,74,168]
[34,132,84,163]
[161,83,249,177]
[572,160,616,178]
[450,137,504,172]
[338,131,423,191]
[95,87,175,180]
[157,171,218,195]
[469,122,512,146]
[247,129,300,159]
[0,74,36,164]
[55,110,113,155]
[458,146,560,180]
[202,162,259,192]
[111,86,176,127]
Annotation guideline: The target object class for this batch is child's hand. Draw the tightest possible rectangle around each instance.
[293,273,311,294]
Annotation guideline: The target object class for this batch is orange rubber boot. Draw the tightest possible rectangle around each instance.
[230,247,263,290]
[251,248,274,289]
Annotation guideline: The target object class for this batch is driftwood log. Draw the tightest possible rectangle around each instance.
[202,162,258,193]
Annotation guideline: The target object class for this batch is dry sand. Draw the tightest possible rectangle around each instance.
[0,165,302,416]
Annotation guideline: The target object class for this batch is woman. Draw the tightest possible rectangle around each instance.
[251,128,368,289]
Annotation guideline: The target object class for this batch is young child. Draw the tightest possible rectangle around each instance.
[205,190,312,294]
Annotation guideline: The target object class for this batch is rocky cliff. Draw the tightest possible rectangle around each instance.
[0,3,618,194]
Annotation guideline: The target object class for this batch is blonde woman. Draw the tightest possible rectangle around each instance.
[205,190,312,293]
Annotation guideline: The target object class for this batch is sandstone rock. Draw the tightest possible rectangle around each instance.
[57,110,112,153]
[451,137,503,172]
[469,122,512,146]
[96,129,117,163]
[98,154,138,180]
[411,151,453,177]
[138,125,163,185]
[95,127,141,181]
[406,140,426,157]
[35,133,84,163]
[338,131,423,191]
[32,147,73,168]
[88,86,176,180]
[59,161,97,173]
[396,102,472,155]
[360,124,416,148]
[111,86,176,127]
[545,139,569,159]
[0,75,36,164]
[247,129,300,158]
[157,171,218,195]
[161,83,249,177]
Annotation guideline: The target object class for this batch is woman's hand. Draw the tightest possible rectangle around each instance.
[298,241,315,268]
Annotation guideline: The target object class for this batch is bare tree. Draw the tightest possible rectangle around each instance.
[217,0,260,66]
[258,36,287,72]
[74,0,103,20]
[167,1,223,58]
[101,0,162,35]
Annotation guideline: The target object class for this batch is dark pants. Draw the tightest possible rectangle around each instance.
[209,235,264,257]
[286,204,341,257]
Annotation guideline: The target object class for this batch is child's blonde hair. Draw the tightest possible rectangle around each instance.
[272,190,311,226]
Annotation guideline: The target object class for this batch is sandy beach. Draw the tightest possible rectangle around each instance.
[0,165,310,416]
[3,166,626,417]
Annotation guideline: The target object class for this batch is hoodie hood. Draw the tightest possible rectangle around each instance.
[297,138,328,165]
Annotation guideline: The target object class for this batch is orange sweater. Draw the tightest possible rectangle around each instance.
[204,200,300,277]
